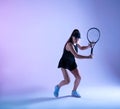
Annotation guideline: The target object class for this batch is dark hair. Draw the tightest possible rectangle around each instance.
[63,29,81,50]
[71,29,80,38]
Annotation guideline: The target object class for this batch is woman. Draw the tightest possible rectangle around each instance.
[54,29,93,98]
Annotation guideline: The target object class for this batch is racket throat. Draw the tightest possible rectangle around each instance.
[91,48,93,55]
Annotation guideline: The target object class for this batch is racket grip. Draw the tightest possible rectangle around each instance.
[91,48,93,55]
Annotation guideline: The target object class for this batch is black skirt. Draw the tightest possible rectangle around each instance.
[58,48,77,71]
[58,57,77,71]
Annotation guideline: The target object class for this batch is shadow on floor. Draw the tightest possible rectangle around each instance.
[1,95,76,106]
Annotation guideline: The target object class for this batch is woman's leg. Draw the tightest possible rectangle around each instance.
[71,68,81,90]
[58,68,70,87]
[71,68,81,97]
[54,68,70,97]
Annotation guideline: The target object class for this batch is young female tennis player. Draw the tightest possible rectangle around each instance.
[54,29,93,98]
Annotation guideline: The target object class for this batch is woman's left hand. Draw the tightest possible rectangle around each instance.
[89,42,95,47]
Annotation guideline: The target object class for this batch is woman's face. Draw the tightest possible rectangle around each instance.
[72,37,80,44]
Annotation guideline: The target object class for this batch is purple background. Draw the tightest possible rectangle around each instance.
[0,0,120,95]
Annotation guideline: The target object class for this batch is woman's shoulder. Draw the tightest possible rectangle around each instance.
[66,42,73,46]
[65,42,73,51]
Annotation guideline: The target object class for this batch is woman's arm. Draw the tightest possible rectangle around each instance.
[77,43,90,50]
[66,42,92,59]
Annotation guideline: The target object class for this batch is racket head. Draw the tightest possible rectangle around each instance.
[87,27,100,44]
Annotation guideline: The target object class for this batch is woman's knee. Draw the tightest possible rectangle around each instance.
[65,78,70,84]
[76,75,81,81]
[72,69,81,80]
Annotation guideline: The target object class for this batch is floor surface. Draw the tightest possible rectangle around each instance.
[1,86,120,109]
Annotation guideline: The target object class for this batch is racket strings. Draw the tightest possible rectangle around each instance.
[87,29,100,43]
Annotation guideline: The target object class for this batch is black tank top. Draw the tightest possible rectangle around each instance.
[58,44,78,70]
[62,44,78,61]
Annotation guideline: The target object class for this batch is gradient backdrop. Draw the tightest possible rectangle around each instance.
[0,0,120,96]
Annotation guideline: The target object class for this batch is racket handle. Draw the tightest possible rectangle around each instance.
[91,48,93,55]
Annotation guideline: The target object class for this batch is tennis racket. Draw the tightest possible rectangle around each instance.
[87,27,100,55]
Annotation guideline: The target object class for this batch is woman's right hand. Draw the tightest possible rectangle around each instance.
[89,54,93,59]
